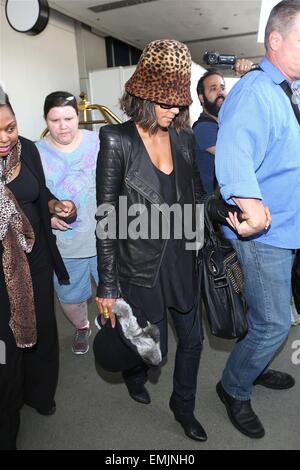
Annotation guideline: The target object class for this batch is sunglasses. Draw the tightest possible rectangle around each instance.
[158,103,187,110]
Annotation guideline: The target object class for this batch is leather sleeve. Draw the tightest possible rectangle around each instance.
[96,125,125,298]
[206,197,243,224]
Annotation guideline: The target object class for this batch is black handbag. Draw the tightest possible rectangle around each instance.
[292,250,300,315]
[200,203,248,339]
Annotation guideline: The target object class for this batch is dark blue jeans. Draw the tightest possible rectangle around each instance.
[123,300,203,414]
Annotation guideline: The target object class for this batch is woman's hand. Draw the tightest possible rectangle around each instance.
[226,211,256,237]
[51,216,70,231]
[95,297,117,328]
[226,205,271,237]
[48,199,77,219]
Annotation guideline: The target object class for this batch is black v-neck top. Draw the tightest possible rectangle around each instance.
[120,165,196,326]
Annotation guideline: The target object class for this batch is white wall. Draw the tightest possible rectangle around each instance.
[74,22,107,104]
[0,1,81,140]
[82,28,107,73]
[190,61,208,124]
[89,65,135,124]
[257,0,281,43]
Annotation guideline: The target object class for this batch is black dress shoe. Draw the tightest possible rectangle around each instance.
[127,384,151,404]
[216,382,265,439]
[36,401,56,416]
[254,369,295,390]
[170,408,207,442]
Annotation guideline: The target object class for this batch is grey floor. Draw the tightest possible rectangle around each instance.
[18,299,300,450]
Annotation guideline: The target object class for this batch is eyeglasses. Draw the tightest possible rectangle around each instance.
[158,103,187,110]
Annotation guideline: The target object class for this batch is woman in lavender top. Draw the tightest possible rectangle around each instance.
[36,92,100,355]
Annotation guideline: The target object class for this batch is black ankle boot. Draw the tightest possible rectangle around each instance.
[35,400,56,416]
[170,404,207,441]
[126,384,151,404]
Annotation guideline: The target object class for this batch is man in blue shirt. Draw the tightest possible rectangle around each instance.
[215,0,300,439]
[193,61,253,194]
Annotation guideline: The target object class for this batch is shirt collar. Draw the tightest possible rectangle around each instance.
[259,57,288,85]
[202,111,217,121]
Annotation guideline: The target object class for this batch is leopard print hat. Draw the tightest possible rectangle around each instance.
[125,39,192,106]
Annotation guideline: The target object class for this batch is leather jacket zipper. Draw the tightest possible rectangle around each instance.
[125,176,170,286]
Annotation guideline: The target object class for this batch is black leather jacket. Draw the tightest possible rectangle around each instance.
[96,120,238,298]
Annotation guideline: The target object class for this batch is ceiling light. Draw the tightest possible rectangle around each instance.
[89,0,159,13]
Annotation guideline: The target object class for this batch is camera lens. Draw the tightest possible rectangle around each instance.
[208,53,218,64]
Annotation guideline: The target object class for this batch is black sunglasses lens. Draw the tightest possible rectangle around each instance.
[159,103,173,109]
[159,103,186,110]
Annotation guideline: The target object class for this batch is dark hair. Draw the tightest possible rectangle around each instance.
[0,88,15,116]
[196,70,225,97]
[120,92,190,134]
[265,0,300,49]
[44,91,78,118]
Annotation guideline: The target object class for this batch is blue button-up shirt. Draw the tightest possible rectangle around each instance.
[215,57,300,249]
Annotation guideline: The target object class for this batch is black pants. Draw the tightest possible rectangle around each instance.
[0,268,59,450]
[123,300,203,414]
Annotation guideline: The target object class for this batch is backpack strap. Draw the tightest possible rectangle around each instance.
[245,65,300,125]
[279,81,300,125]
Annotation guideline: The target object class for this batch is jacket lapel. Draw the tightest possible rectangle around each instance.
[125,122,192,205]
[169,127,192,203]
[125,123,166,206]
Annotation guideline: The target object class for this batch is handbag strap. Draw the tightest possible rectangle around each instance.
[204,200,219,247]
